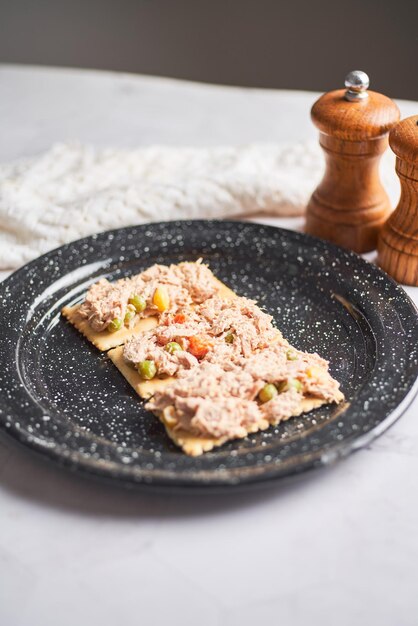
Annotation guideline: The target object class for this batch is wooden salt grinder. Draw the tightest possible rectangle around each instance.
[378,115,418,285]
[305,71,400,253]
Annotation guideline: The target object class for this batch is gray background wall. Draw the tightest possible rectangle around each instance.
[0,0,417,100]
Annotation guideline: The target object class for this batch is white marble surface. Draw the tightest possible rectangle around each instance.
[0,65,417,626]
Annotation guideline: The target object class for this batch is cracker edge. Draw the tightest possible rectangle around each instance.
[61,305,159,351]
[156,396,333,457]
[108,345,175,399]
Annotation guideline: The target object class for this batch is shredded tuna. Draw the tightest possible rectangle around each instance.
[147,361,262,410]
[123,325,201,377]
[259,388,303,422]
[154,321,211,345]
[78,260,219,331]
[198,296,274,334]
[189,398,263,438]
[241,348,288,382]
[147,339,343,439]
[146,361,263,437]
[172,259,220,303]
[241,343,343,404]
[123,291,289,377]
[197,296,281,357]
[78,278,133,331]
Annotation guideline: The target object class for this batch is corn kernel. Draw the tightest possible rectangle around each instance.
[153,285,170,312]
[306,366,324,379]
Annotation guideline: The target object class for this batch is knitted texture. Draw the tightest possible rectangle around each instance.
[0,142,323,271]
[0,141,397,275]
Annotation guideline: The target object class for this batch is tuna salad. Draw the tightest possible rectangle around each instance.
[69,258,344,455]
[78,259,220,332]
[146,343,343,439]
[122,295,284,378]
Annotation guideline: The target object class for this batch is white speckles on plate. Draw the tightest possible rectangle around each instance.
[0,220,417,491]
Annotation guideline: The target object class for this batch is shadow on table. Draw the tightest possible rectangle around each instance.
[0,432,339,519]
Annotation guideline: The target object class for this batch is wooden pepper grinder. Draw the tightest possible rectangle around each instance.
[305,70,400,253]
[378,115,418,284]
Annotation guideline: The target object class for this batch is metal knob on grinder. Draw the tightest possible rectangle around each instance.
[344,70,370,101]
[305,71,400,253]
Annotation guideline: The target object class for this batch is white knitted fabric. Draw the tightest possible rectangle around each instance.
[0,141,397,275]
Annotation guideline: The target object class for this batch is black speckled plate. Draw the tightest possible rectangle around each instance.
[1,220,417,491]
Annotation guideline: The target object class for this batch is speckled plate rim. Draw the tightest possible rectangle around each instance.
[1,219,418,492]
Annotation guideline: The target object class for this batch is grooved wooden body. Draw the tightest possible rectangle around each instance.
[378,115,418,285]
[305,88,400,253]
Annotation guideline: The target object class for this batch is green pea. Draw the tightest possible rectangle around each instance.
[165,341,182,355]
[258,383,278,404]
[124,306,136,325]
[107,318,123,333]
[129,294,147,313]
[288,378,303,392]
[286,349,298,361]
[277,378,303,393]
[225,332,235,344]
[137,360,157,380]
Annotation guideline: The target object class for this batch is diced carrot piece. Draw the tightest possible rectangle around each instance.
[188,335,213,359]
[173,313,187,324]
